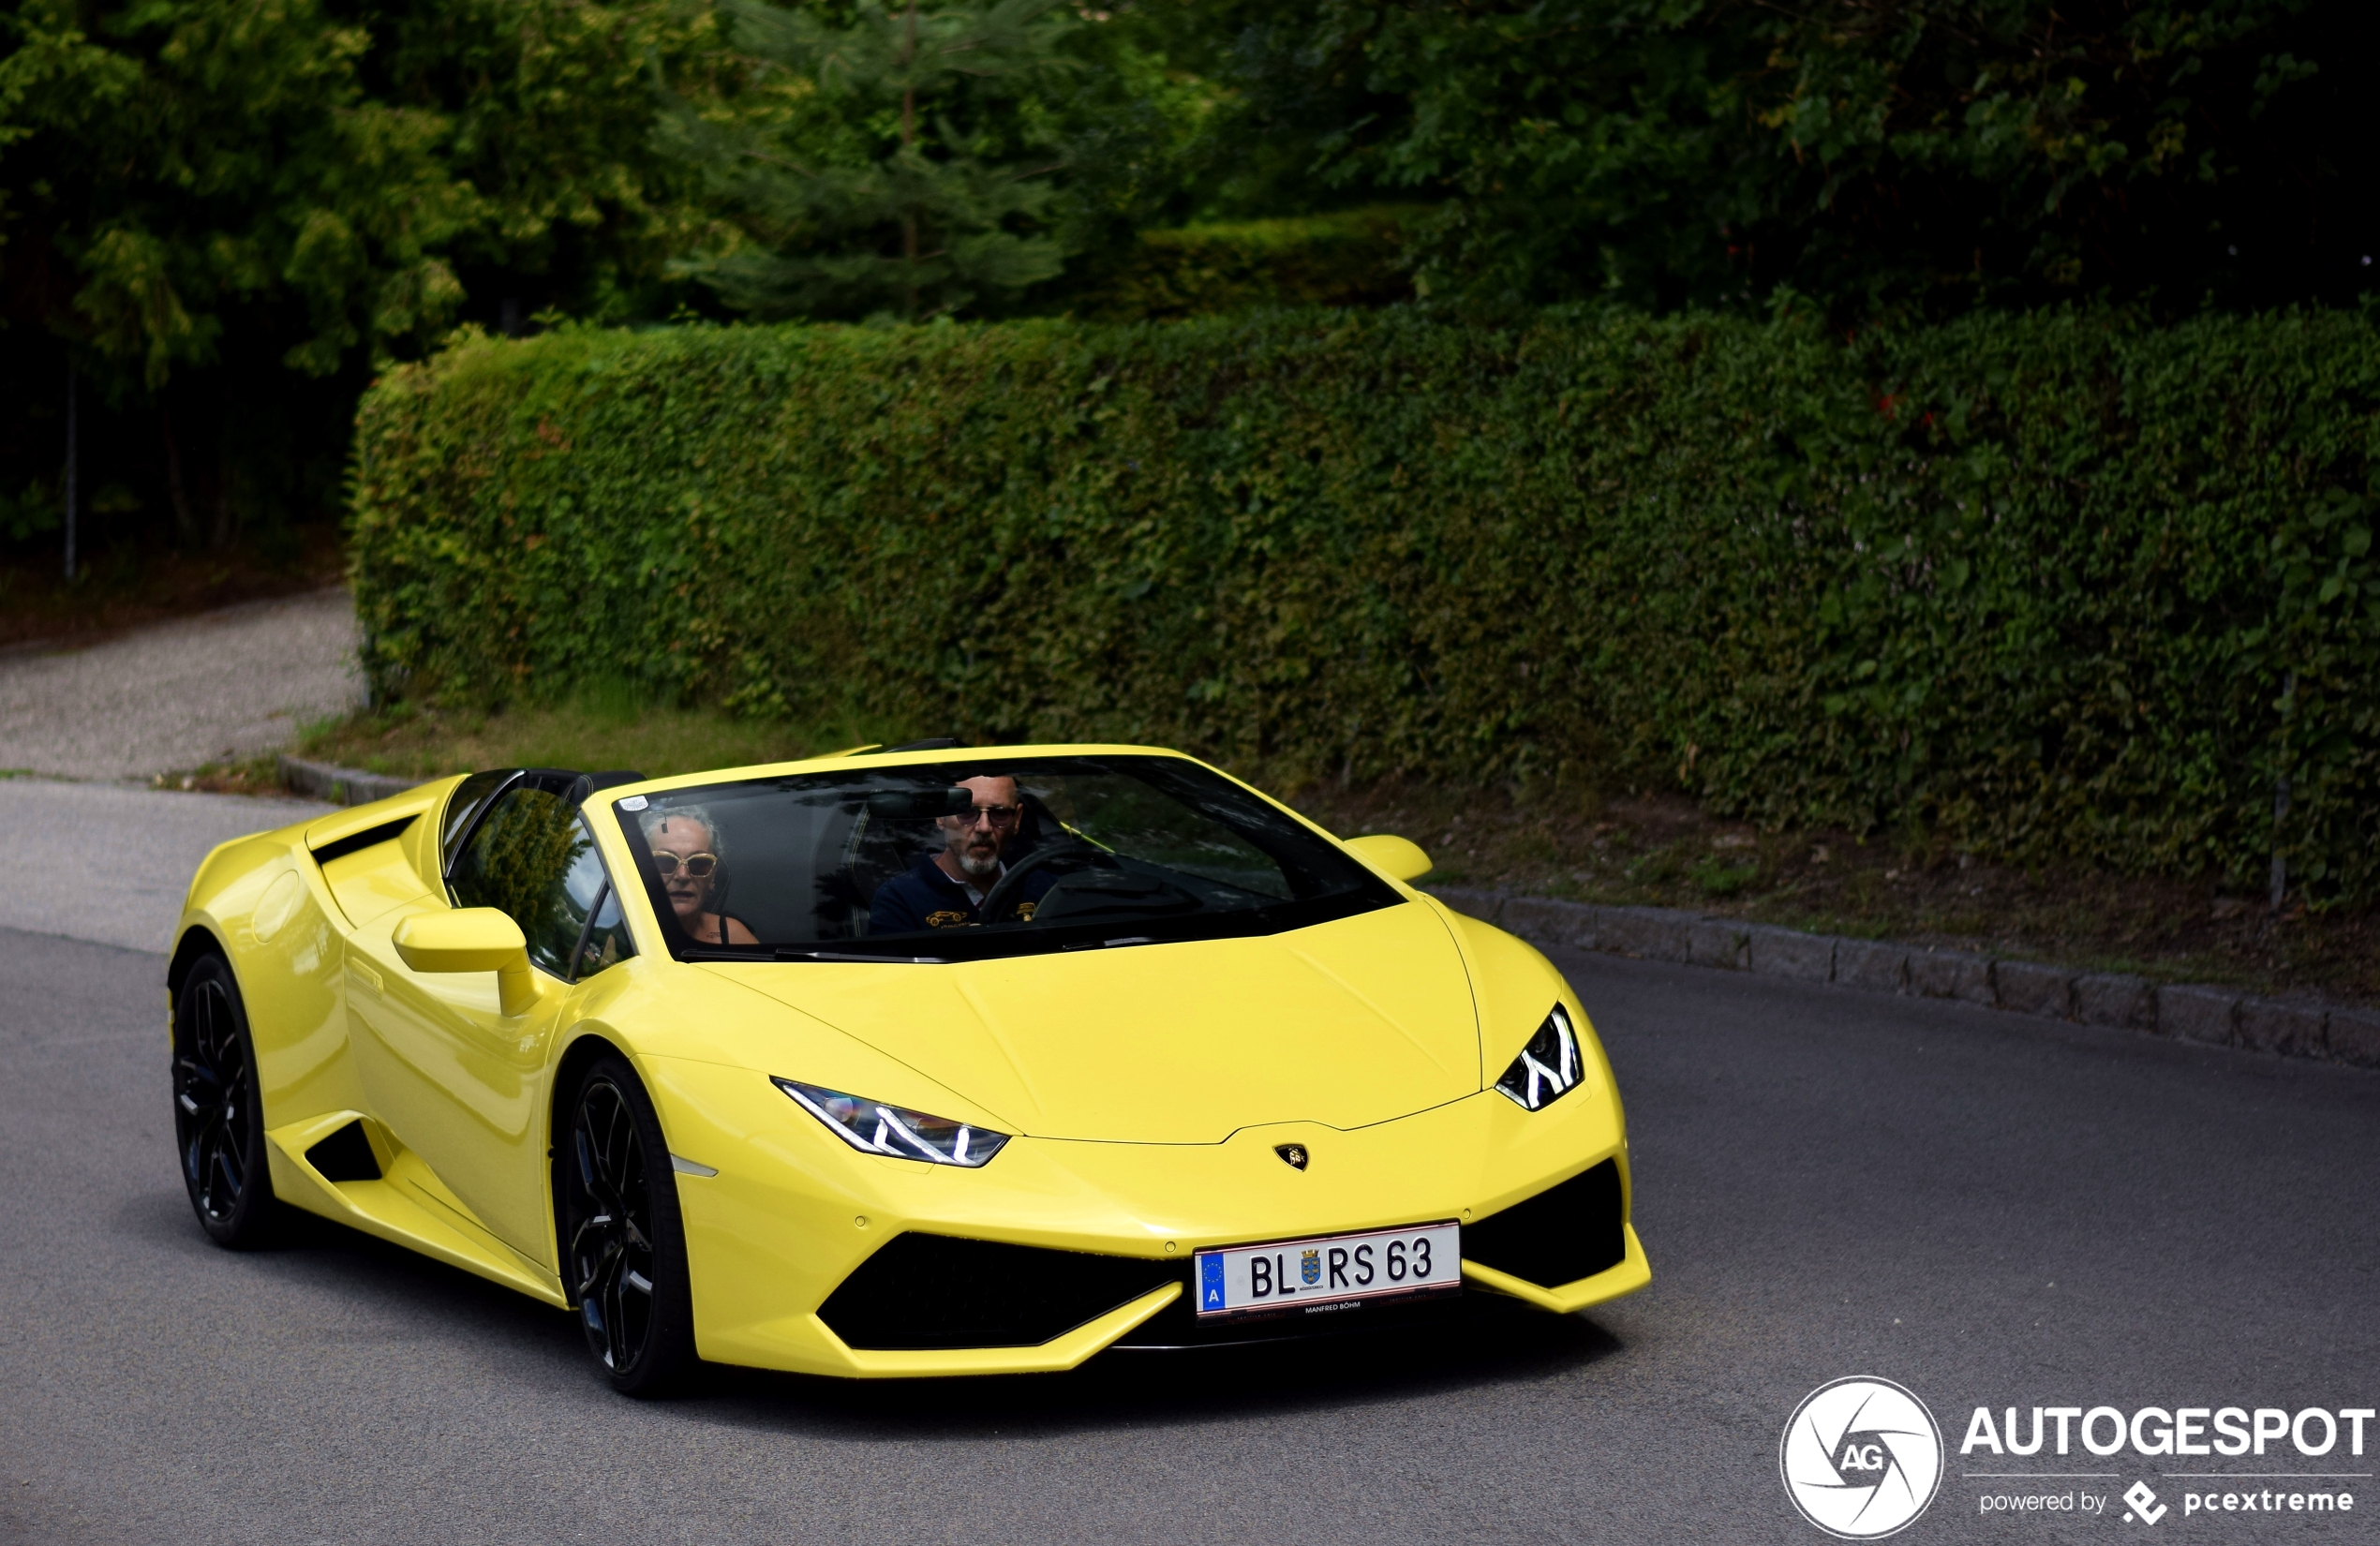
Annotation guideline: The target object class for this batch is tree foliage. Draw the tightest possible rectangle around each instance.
[0,0,719,550]
[660,0,1080,321]
[1278,0,2374,315]
[0,0,2372,568]
[1,0,469,388]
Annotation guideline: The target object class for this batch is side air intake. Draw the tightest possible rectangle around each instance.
[305,1120,382,1182]
[309,816,417,868]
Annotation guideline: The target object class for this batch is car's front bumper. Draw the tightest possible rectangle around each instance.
[647,1054,1649,1378]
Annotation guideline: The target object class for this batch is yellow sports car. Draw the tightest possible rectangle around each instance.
[171,744,1648,1393]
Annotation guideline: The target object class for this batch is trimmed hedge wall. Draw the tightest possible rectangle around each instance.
[350,308,2380,902]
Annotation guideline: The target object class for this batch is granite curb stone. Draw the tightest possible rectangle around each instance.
[1993,959,2075,1018]
[2326,1007,2380,1068]
[1747,925,1833,982]
[1495,896,1591,949]
[279,755,419,808]
[2237,998,2328,1059]
[2074,973,2156,1031]
[1908,948,1995,1004]
[1833,939,1909,993]
[1688,919,1749,970]
[1596,906,1693,963]
[1426,887,1509,928]
[1422,885,2370,1072]
[2157,986,2239,1047]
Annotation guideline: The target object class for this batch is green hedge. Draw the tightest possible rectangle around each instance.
[350,307,2380,903]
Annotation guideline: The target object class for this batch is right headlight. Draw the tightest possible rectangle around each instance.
[1494,1003,1586,1111]
[772,1077,1011,1167]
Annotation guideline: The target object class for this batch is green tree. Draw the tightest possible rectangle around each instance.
[1269,0,2371,317]
[0,0,477,546]
[0,0,724,557]
[661,0,1080,320]
[334,0,734,326]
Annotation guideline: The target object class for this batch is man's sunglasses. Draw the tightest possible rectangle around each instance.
[651,852,719,878]
[952,804,1020,827]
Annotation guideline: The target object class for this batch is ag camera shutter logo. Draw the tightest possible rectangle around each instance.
[1781,1376,1945,1539]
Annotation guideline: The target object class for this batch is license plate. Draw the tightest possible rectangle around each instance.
[1192,1221,1461,1320]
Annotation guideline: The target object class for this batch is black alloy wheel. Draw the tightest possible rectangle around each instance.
[560,1053,695,1396]
[172,953,279,1247]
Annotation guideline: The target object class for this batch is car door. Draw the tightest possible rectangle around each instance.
[343,781,635,1265]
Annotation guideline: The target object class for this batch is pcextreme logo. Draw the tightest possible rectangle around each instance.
[1781,1376,1947,1539]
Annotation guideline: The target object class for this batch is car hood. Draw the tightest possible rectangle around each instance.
[700,900,1481,1144]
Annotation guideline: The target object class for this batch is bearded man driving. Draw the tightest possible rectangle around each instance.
[868,773,1056,933]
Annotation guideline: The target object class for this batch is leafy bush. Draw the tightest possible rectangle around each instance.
[350,306,2380,901]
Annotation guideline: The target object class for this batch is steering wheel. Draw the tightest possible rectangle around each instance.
[977,838,1109,923]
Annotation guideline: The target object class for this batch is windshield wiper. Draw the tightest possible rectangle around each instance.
[1063,935,1159,952]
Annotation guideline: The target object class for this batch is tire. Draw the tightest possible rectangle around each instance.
[171,953,281,1248]
[558,1052,697,1396]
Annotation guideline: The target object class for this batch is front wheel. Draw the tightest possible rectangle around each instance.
[172,953,280,1247]
[559,1053,696,1396]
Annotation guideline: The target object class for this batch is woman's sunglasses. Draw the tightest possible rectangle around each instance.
[651,852,719,879]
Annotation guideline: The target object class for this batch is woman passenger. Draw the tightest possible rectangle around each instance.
[639,805,758,944]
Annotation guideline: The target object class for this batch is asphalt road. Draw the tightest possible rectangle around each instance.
[3,925,2373,1545]
[5,780,330,951]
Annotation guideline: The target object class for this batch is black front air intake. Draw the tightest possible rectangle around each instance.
[1462,1158,1626,1288]
[817,1234,1181,1350]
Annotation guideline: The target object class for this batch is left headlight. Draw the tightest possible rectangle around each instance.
[1494,1004,1586,1111]
[772,1077,1011,1167]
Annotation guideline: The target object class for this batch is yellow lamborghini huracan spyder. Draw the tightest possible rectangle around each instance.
[170,743,1648,1393]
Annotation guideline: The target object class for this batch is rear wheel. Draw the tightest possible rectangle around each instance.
[171,953,280,1247]
[560,1053,696,1396]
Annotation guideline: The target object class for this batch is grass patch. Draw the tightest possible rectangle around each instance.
[172,752,286,795]
[1290,779,2380,1012]
[1689,855,1760,898]
[292,688,910,783]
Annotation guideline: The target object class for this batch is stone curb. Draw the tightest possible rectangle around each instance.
[277,755,422,808]
[1423,887,2380,1073]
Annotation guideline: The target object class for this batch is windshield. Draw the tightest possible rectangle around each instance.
[613,755,1399,962]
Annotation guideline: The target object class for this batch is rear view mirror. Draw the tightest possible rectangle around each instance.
[1344,834,1435,883]
[867,788,977,820]
[393,908,538,1016]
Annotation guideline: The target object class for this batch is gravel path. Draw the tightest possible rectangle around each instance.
[0,587,365,780]
[0,591,349,949]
